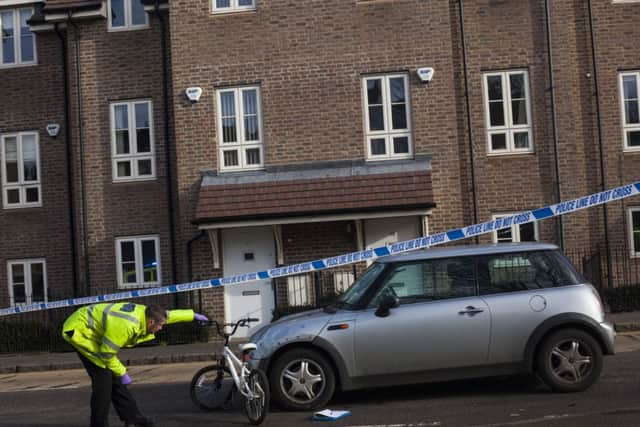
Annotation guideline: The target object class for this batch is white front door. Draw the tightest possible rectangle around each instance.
[364,217,421,264]
[222,226,275,338]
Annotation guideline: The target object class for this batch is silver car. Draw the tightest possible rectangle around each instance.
[249,243,616,411]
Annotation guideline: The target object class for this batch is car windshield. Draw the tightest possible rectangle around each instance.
[335,262,386,307]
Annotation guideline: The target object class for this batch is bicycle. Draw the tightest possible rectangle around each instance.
[190,317,269,425]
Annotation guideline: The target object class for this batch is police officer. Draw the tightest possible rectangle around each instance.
[62,302,208,427]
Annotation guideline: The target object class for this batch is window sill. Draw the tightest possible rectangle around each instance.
[112,176,157,183]
[118,283,161,289]
[108,25,150,32]
[365,155,414,162]
[3,203,42,210]
[623,147,640,153]
[0,62,38,70]
[487,150,535,157]
[211,9,256,16]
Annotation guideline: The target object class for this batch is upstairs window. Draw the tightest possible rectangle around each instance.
[110,100,155,181]
[213,0,256,13]
[0,8,36,67]
[1,131,41,209]
[7,259,47,306]
[216,86,264,171]
[363,74,412,160]
[620,72,640,150]
[492,213,538,243]
[483,71,533,154]
[109,0,148,30]
[116,236,160,288]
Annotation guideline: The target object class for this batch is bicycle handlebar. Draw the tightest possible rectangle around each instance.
[198,317,260,338]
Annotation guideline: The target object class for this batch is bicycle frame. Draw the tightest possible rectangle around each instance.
[222,345,257,399]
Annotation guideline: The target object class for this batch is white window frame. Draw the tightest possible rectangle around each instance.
[110,100,155,182]
[0,7,36,68]
[108,0,149,31]
[212,0,256,14]
[628,207,640,258]
[1,131,41,209]
[619,71,640,151]
[7,259,47,306]
[216,86,264,171]
[362,74,413,160]
[483,70,533,155]
[492,213,539,243]
[115,235,161,288]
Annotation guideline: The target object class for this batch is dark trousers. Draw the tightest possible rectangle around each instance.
[77,352,142,427]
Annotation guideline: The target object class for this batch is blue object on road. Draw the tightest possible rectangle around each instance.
[312,409,351,421]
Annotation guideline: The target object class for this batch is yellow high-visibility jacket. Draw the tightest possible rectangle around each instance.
[62,302,194,377]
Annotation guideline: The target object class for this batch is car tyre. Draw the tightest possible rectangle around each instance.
[270,348,335,411]
[536,328,603,393]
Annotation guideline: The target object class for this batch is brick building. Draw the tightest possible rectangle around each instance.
[0,0,638,332]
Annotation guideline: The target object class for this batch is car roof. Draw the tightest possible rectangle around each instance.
[377,242,559,263]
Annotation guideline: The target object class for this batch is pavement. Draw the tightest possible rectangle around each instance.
[2,311,640,374]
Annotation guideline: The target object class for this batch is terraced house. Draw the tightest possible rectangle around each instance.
[0,0,639,334]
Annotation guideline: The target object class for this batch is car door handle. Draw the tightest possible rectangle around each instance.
[458,306,484,316]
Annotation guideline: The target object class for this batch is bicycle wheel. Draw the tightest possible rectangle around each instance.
[243,369,270,425]
[190,364,234,411]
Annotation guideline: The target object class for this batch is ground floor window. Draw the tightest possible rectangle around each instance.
[629,208,640,257]
[115,235,160,288]
[7,259,46,306]
[492,213,538,243]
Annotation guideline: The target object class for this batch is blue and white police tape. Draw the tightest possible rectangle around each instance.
[1,181,639,317]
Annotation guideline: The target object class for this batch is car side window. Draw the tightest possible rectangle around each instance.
[369,257,475,307]
[477,250,577,295]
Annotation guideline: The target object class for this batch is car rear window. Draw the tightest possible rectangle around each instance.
[477,250,582,295]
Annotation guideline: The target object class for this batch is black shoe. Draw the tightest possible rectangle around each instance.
[124,415,155,427]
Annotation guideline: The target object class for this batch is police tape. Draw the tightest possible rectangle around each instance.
[1,181,639,317]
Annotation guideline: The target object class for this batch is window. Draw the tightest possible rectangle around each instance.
[629,208,640,257]
[620,72,640,150]
[216,86,263,171]
[212,0,256,13]
[363,74,412,159]
[116,236,160,288]
[108,0,148,30]
[492,213,538,243]
[483,71,533,154]
[110,100,155,181]
[0,8,35,67]
[370,257,475,307]
[478,251,580,295]
[7,259,47,306]
[1,131,41,208]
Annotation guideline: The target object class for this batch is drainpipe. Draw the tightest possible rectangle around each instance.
[187,231,206,312]
[587,0,612,288]
[68,13,91,296]
[154,1,178,286]
[458,0,479,242]
[54,23,79,298]
[544,0,564,250]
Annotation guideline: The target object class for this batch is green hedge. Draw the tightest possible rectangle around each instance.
[0,319,70,353]
[601,286,640,313]
[0,319,208,354]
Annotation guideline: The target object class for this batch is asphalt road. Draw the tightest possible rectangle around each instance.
[1,347,640,427]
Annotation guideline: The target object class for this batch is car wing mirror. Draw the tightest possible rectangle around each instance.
[375,295,399,318]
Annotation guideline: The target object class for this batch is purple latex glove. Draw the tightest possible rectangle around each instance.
[120,373,132,385]
[194,313,208,322]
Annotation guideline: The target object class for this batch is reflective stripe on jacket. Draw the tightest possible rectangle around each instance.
[61,302,194,377]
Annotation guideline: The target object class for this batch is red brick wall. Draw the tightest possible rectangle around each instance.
[0,30,73,305]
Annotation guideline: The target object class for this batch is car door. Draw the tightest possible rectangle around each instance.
[352,257,491,377]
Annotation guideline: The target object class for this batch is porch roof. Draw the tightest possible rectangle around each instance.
[194,157,435,228]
